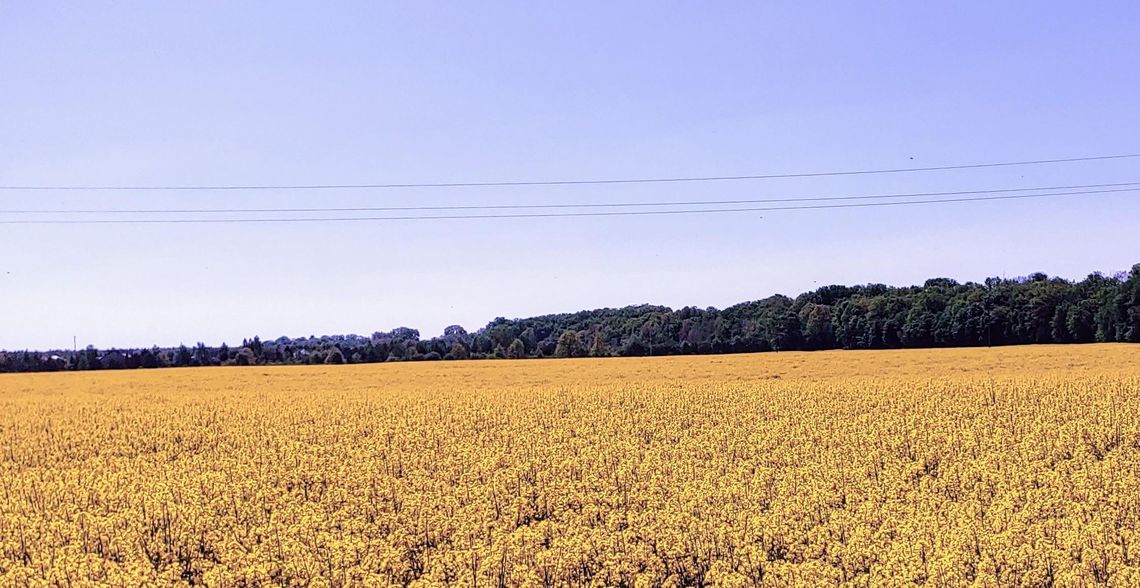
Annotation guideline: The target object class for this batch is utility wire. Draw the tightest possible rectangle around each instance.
[1,153,1137,191]
[0,187,1134,225]
[0,181,1134,214]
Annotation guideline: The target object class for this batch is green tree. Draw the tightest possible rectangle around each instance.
[798,303,834,350]
[139,348,159,369]
[589,333,611,357]
[1124,264,1140,342]
[235,347,257,366]
[554,330,584,358]
[446,341,469,360]
[325,347,345,365]
[506,338,526,359]
[84,345,101,370]
[176,345,193,367]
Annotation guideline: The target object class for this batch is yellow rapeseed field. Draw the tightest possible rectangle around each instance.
[2,345,1139,586]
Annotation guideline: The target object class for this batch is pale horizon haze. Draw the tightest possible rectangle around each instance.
[2,2,1140,350]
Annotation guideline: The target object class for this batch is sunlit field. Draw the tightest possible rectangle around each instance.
[2,345,1139,586]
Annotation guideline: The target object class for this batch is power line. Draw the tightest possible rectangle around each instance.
[1,153,1137,191]
[0,187,1134,225]
[0,181,1134,215]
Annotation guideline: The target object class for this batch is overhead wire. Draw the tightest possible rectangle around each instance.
[0,186,1135,224]
[1,153,1137,191]
[0,181,1135,215]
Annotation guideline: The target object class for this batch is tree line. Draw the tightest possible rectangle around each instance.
[3,264,1138,373]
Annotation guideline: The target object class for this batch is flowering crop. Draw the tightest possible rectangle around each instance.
[1,345,1139,586]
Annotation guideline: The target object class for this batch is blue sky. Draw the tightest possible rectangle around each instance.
[2,2,1139,350]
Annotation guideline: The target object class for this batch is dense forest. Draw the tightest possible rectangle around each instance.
[3,264,1139,373]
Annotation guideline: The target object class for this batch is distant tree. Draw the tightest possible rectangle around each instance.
[901,307,935,347]
[235,347,257,366]
[621,336,647,357]
[83,345,101,371]
[176,345,192,367]
[193,343,210,367]
[102,350,126,370]
[798,303,834,350]
[519,328,538,353]
[139,348,159,369]
[506,338,526,359]
[443,325,468,338]
[1050,302,1073,343]
[1065,301,1096,343]
[769,310,803,351]
[484,320,516,349]
[555,330,584,358]
[446,342,469,360]
[589,333,611,357]
[325,347,345,365]
[1124,264,1140,342]
[471,334,494,355]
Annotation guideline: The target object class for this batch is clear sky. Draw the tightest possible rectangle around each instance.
[2,2,1139,350]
